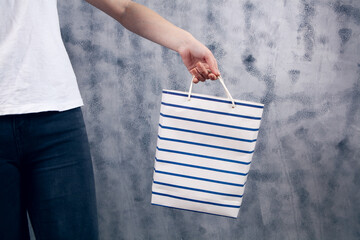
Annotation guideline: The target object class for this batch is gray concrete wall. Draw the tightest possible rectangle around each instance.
[55,0,360,239]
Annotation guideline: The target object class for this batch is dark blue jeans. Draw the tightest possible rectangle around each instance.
[0,107,98,240]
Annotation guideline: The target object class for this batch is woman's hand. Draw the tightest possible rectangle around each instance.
[178,37,220,83]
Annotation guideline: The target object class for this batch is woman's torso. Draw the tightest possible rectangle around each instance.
[0,0,83,116]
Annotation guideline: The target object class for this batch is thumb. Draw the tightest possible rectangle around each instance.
[205,53,220,76]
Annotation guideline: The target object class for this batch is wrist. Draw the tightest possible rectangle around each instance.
[176,31,195,54]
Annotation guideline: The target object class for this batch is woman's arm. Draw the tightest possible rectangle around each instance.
[85,0,220,83]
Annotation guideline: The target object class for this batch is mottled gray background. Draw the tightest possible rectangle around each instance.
[38,0,360,239]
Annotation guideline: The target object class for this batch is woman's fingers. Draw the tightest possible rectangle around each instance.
[190,69,203,83]
[196,62,210,80]
[196,62,219,80]
[204,52,220,76]
[208,73,217,80]
[190,62,219,83]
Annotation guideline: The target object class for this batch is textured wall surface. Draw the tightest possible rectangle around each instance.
[55,0,360,239]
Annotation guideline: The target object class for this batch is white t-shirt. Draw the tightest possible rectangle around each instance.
[0,0,84,116]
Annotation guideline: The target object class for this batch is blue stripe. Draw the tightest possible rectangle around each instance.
[156,147,251,165]
[160,113,259,131]
[155,158,248,176]
[159,124,256,142]
[154,169,246,187]
[152,191,241,208]
[151,203,238,219]
[162,90,264,109]
[158,135,254,154]
[161,102,261,120]
[153,181,243,197]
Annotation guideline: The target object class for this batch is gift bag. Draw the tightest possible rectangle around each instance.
[151,76,264,218]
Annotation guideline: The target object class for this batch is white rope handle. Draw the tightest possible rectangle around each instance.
[187,75,236,108]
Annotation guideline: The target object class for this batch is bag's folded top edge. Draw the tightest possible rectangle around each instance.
[162,89,264,108]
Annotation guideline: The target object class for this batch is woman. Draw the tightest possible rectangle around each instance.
[0,0,220,239]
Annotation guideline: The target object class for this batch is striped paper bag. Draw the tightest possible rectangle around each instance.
[151,77,264,218]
